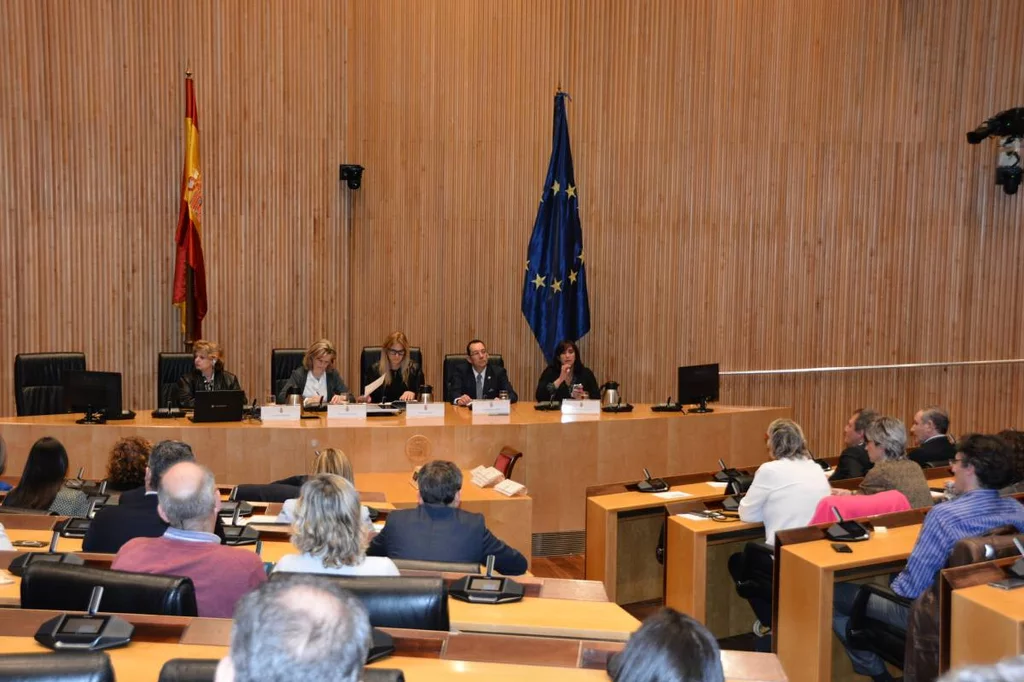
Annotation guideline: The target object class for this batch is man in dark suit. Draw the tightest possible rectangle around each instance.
[367,460,527,575]
[831,407,879,481]
[909,406,956,467]
[83,440,225,553]
[448,339,518,405]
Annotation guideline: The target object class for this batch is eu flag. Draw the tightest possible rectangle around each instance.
[521,92,591,362]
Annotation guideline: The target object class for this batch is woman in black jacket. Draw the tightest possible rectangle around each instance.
[534,340,600,401]
[177,339,244,408]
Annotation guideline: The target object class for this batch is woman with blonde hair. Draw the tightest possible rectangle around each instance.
[177,340,244,408]
[360,331,424,403]
[276,449,370,527]
[273,474,398,577]
[276,339,349,406]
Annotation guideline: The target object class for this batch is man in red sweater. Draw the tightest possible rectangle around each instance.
[112,461,266,618]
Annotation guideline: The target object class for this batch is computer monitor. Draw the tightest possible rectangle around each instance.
[63,371,123,423]
[677,363,719,413]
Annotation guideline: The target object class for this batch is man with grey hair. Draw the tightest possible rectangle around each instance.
[84,440,225,552]
[909,406,956,468]
[112,461,266,617]
[215,574,371,682]
[368,460,527,574]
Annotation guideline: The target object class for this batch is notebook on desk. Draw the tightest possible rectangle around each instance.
[190,390,245,423]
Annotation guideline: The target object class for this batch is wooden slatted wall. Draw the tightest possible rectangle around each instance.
[1,0,1022,454]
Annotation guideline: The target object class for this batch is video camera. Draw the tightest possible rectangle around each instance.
[966,108,1024,145]
[967,108,1023,195]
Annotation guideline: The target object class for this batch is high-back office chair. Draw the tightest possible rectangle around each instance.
[360,347,424,395]
[848,526,1023,678]
[157,352,194,408]
[229,482,301,503]
[270,574,449,631]
[442,353,504,402]
[21,563,199,616]
[494,446,523,480]
[0,652,114,682]
[270,348,305,399]
[14,352,87,416]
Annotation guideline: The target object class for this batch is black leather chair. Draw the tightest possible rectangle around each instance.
[14,352,87,416]
[270,574,449,631]
[0,652,114,682]
[157,352,194,408]
[229,482,301,503]
[365,671,405,682]
[21,562,199,616]
[271,348,306,399]
[846,583,911,669]
[360,347,424,395]
[442,353,504,402]
[732,541,775,603]
[158,659,218,682]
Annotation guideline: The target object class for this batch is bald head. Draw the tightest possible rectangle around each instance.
[157,461,219,532]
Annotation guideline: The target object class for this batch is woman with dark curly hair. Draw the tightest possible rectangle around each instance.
[106,436,151,493]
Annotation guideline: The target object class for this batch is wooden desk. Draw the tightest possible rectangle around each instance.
[0,404,789,538]
[448,596,640,641]
[776,523,920,682]
[664,512,764,637]
[950,583,1024,668]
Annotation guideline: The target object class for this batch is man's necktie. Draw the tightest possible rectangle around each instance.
[476,373,484,400]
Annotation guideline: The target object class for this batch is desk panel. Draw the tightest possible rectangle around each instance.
[950,584,1024,668]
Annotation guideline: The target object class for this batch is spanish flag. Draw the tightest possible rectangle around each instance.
[172,73,208,342]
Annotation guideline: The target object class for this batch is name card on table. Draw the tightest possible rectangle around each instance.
[261,405,301,422]
[406,402,445,419]
[472,399,511,416]
[561,399,601,415]
[327,404,367,420]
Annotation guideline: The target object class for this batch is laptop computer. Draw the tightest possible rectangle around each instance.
[190,390,245,423]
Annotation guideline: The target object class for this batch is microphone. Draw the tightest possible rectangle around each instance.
[642,468,653,481]
[666,396,672,406]
[831,506,845,523]
[718,458,727,472]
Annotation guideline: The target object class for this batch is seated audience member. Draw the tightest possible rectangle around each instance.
[112,461,266,617]
[937,655,1024,682]
[368,460,527,575]
[0,434,12,492]
[104,436,151,497]
[833,434,1024,682]
[275,338,349,406]
[448,339,519,405]
[727,419,830,646]
[360,331,424,403]
[215,574,371,682]
[2,437,90,517]
[274,475,398,577]
[84,439,225,553]
[276,448,370,528]
[831,408,879,481]
[608,608,724,682]
[177,339,245,408]
[908,406,956,467]
[998,429,1024,495]
[832,416,933,509]
[534,339,600,402]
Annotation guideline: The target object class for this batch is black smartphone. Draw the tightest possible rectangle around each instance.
[830,543,853,554]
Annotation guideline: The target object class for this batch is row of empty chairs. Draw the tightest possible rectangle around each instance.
[13,350,507,415]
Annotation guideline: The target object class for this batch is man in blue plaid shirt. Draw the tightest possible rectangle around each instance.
[833,433,1024,682]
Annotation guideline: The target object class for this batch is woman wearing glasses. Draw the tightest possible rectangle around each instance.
[276,339,349,406]
[832,415,933,509]
[360,331,424,403]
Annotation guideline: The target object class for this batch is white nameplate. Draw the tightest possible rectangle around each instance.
[471,399,511,416]
[261,405,301,421]
[406,402,445,418]
[561,399,601,415]
[327,404,367,420]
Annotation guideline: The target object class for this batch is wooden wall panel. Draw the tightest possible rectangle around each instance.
[1,0,1022,458]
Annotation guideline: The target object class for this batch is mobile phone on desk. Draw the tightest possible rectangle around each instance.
[830,543,853,554]
[989,577,1024,590]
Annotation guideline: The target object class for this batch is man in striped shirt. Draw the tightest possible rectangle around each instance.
[833,433,1024,682]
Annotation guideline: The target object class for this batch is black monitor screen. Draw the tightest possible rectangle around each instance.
[63,371,123,415]
[58,617,104,635]
[677,363,720,405]
[468,577,503,592]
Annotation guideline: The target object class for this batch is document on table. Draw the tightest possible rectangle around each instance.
[654,491,692,500]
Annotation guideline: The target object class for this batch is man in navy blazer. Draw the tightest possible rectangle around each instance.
[448,339,519,405]
[84,440,225,553]
[366,460,527,575]
[908,406,956,468]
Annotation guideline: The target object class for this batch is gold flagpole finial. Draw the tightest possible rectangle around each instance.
[557,81,562,93]
[185,62,193,78]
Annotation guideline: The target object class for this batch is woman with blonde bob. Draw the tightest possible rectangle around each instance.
[273,474,399,576]
[177,340,244,408]
[360,331,424,403]
[276,449,370,527]
[276,338,349,406]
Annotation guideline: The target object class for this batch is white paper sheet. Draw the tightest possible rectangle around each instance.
[362,374,386,398]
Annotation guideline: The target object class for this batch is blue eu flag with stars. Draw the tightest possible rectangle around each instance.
[521,92,591,362]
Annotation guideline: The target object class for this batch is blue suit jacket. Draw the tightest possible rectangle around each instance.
[367,504,527,575]
[447,362,518,403]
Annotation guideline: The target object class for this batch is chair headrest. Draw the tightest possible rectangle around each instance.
[949,527,1023,567]
[0,652,114,682]
[391,558,481,574]
[158,658,219,682]
[21,562,198,616]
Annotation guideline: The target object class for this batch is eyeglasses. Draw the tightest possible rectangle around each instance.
[387,348,406,357]
[949,456,968,467]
